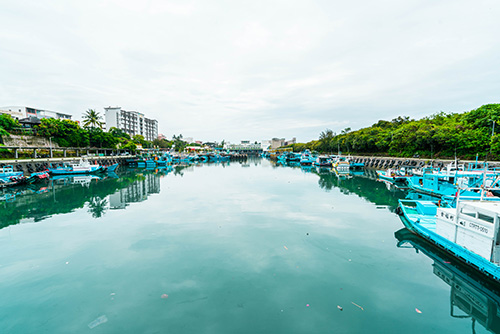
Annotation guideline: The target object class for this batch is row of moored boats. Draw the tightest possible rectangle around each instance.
[271,150,364,172]
[379,160,500,282]
[0,158,119,187]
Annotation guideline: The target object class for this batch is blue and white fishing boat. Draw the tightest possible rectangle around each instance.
[407,168,500,199]
[397,198,500,282]
[0,165,23,183]
[48,158,106,175]
[314,155,332,167]
[106,163,119,172]
[206,152,229,162]
[300,150,315,166]
[137,159,156,168]
[332,155,350,173]
[377,165,416,185]
[277,151,300,164]
[348,157,365,170]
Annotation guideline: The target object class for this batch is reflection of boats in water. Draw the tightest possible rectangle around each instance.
[380,179,407,193]
[0,183,50,203]
[333,167,352,180]
[52,174,102,187]
[395,228,500,333]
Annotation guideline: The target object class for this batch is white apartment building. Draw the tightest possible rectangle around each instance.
[104,106,158,141]
[1,106,72,120]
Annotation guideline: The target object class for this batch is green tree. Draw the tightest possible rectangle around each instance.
[319,129,335,152]
[306,103,500,159]
[109,127,130,140]
[36,118,90,147]
[0,114,19,131]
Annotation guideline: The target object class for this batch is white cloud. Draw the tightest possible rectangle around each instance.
[0,0,499,142]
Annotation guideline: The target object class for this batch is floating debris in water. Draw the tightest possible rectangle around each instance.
[161,294,169,299]
[88,315,108,329]
[337,305,343,311]
[284,246,288,250]
[351,302,364,311]
[415,308,422,313]
[306,304,310,307]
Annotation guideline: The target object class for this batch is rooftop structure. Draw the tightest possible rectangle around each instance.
[0,106,72,121]
[270,137,296,149]
[229,140,264,153]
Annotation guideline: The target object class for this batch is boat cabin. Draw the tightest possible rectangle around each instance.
[436,201,500,264]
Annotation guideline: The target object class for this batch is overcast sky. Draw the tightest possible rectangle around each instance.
[1,0,499,143]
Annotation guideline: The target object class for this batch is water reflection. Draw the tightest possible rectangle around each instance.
[271,160,407,211]
[395,228,500,334]
[109,171,161,209]
[0,167,183,229]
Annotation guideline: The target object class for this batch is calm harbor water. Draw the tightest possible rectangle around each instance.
[1,159,499,333]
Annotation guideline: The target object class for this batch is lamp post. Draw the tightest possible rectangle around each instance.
[490,119,496,157]
[49,137,53,158]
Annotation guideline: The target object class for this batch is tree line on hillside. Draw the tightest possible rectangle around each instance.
[288,104,500,160]
[0,109,194,152]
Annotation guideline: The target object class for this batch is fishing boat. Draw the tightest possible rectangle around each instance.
[397,198,500,282]
[26,171,50,184]
[48,159,106,175]
[106,163,119,172]
[0,165,23,183]
[376,166,416,184]
[137,159,156,168]
[406,166,500,199]
[332,155,350,173]
[300,150,315,166]
[314,155,332,167]
[348,157,365,170]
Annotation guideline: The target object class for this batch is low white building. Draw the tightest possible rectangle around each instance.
[229,140,263,152]
[261,140,271,151]
[0,108,24,120]
[0,106,72,120]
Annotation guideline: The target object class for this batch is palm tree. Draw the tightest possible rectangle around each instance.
[87,196,108,218]
[82,109,103,129]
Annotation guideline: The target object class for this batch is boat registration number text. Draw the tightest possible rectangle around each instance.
[468,222,489,235]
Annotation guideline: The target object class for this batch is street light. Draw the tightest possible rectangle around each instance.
[49,137,53,158]
[489,119,496,158]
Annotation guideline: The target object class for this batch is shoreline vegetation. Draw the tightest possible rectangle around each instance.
[286,104,500,161]
[1,104,499,161]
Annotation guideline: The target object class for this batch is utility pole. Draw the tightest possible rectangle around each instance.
[49,137,53,158]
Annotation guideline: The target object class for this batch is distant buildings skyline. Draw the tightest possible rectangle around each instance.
[1,104,296,147]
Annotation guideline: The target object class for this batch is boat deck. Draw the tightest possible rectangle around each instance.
[405,209,437,232]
